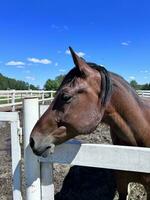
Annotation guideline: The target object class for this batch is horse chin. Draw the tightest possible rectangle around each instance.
[40,143,55,157]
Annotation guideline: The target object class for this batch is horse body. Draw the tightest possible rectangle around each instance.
[100,73,150,199]
[103,72,150,147]
[30,47,150,199]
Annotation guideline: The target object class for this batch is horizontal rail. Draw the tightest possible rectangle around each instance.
[0,90,56,94]
[137,90,150,97]
[40,141,150,173]
[0,98,53,108]
[0,102,22,107]
[0,112,19,121]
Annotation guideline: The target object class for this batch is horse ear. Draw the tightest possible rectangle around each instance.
[69,47,92,77]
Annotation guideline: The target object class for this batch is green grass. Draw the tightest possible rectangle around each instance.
[0,98,22,105]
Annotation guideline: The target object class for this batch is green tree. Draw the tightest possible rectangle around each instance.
[55,75,65,84]
[0,73,38,90]
[141,83,150,90]
[44,79,59,90]
[44,74,65,90]
[130,80,139,90]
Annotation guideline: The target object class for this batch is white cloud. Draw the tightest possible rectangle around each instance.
[55,62,58,66]
[63,25,69,30]
[51,24,59,29]
[59,69,66,72]
[51,24,69,31]
[129,76,135,80]
[65,50,71,55]
[77,51,85,57]
[25,76,35,81]
[65,50,85,57]
[6,60,25,66]
[27,57,52,64]
[140,70,149,73]
[25,70,30,73]
[121,41,131,46]
[121,42,129,46]
[57,50,62,54]
[16,65,25,69]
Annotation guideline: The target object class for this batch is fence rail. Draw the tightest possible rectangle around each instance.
[137,90,150,98]
[0,90,55,111]
[0,90,149,111]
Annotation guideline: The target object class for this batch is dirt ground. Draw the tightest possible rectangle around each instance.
[0,114,147,199]
[0,122,12,200]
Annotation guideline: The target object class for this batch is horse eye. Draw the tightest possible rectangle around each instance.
[61,94,72,102]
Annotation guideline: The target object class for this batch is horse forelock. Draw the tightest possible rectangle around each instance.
[58,63,112,106]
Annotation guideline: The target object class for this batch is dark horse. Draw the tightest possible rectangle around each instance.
[30,47,150,199]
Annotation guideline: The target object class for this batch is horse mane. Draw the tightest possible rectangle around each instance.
[59,62,112,107]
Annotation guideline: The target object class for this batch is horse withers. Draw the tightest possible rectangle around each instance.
[30,47,150,200]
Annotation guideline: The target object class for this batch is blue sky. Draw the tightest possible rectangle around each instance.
[0,0,150,88]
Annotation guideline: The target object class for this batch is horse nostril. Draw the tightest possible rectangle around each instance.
[30,137,35,149]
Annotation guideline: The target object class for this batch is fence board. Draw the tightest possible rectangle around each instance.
[0,112,18,121]
[11,120,22,200]
[41,163,54,200]
[40,142,150,173]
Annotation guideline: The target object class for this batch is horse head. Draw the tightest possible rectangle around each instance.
[30,47,111,156]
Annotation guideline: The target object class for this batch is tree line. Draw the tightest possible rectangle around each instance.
[0,73,38,90]
[44,75,150,90]
[0,72,149,91]
[130,80,150,90]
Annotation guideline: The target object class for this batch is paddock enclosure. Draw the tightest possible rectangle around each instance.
[0,90,55,111]
[0,90,150,200]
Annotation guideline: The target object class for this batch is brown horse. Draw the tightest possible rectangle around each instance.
[30,47,150,200]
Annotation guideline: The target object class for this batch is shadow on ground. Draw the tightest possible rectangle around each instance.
[55,166,117,200]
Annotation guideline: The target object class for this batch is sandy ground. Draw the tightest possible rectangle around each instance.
[0,115,147,199]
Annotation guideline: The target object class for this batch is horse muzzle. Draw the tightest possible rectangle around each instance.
[30,126,67,157]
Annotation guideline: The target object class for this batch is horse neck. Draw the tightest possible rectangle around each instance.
[102,73,150,146]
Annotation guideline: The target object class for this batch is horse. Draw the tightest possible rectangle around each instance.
[30,47,150,200]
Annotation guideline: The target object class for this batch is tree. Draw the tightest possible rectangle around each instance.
[141,83,150,90]
[44,79,59,90]
[130,80,139,90]
[0,73,38,90]
[55,75,65,84]
[44,74,65,90]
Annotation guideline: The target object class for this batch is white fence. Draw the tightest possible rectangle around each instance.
[0,112,22,199]
[1,98,150,200]
[0,90,150,111]
[0,90,55,111]
[137,90,150,98]
[0,89,149,111]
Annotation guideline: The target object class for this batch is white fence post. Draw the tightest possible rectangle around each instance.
[7,93,9,103]
[41,163,54,200]
[39,105,54,200]
[42,91,45,105]
[10,113,22,200]
[50,92,53,99]
[23,98,41,200]
[12,90,15,111]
